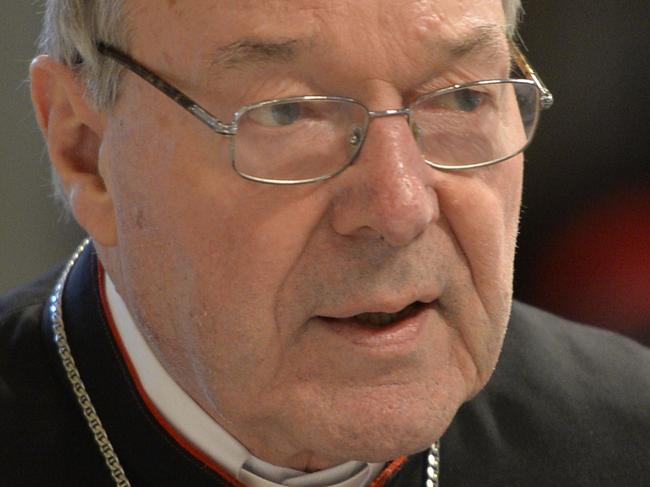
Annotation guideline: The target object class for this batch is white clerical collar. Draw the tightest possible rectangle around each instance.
[104,272,384,487]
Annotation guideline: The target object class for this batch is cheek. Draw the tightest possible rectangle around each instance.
[439,159,522,297]
[436,159,522,380]
[103,103,329,375]
[107,171,332,416]
[170,190,333,412]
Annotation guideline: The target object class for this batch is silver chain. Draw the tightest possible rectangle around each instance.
[49,239,440,487]
[50,239,131,487]
[426,441,440,487]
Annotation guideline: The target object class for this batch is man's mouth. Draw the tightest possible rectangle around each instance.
[352,301,423,327]
[315,300,434,347]
[319,301,428,328]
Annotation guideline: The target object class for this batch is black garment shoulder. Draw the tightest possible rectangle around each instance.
[0,268,114,486]
[440,301,650,487]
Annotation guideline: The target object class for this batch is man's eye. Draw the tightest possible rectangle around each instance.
[435,89,486,113]
[250,102,302,127]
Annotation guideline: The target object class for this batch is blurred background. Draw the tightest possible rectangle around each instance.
[516,2,650,345]
[2,2,649,345]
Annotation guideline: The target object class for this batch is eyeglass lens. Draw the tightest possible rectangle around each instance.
[232,81,540,183]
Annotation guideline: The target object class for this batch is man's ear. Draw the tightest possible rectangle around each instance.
[30,55,117,247]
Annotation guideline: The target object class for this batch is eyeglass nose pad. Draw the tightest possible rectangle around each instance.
[343,124,367,168]
[348,126,363,147]
[410,121,422,141]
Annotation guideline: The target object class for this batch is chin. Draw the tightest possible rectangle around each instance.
[342,421,444,463]
[284,381,462,466]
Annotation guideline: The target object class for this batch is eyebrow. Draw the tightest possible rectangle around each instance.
[446,24,509,61]
[209,23,508,73]
[210,38,302,70]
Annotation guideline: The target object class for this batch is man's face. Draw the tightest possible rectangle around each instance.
[98,0,522,470]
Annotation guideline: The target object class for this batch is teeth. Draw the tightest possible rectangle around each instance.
[354,302,420,327]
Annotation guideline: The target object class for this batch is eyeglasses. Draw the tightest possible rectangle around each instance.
[97,42,553,185]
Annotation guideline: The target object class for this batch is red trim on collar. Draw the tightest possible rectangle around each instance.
[369,456,408,487]
[97,261,246,487]
[97,260,407,487]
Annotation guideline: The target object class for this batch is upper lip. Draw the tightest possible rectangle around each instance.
[315,291,439,320]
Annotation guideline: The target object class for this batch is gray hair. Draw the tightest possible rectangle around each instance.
[503,0,523,38]
[39,0,128,110]
[38,0,522,207]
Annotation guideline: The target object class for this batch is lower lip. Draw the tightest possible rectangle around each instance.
[318,303,435,348]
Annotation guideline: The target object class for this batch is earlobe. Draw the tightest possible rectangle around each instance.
[30,55,117,247]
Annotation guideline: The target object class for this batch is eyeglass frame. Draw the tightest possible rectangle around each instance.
[96,41,554,185]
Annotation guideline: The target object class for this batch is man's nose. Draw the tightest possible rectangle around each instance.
[329,115,440,247]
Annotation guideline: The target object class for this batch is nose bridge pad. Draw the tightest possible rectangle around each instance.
[346,108,415,167]
[410,120,422,142]
[345,124,365,167]
[348,125,363,147]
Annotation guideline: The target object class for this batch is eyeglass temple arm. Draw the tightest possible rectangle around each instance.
[511,43,554,110]
[96,43,235,135]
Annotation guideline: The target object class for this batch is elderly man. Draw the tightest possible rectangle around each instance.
[1,0,649,485]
